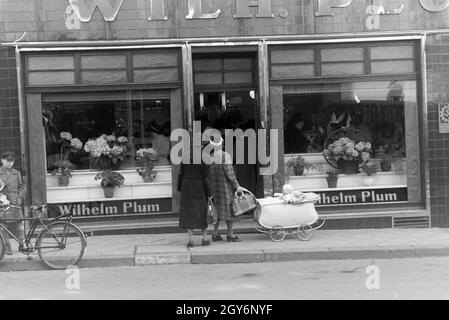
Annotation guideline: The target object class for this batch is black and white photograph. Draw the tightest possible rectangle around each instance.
[0,0,449,306]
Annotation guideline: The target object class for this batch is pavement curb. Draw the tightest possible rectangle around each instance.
[3,246,449,272]
[0,255,135,273]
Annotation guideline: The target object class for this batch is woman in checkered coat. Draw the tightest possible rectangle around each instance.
[209,136,243,242]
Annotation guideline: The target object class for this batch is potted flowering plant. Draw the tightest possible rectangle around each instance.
[380,153,393,172]
[84,135,128,170]
[136,148,160,183]
[287,156,306,176]
[53,132,83,186]
[52,160,74,187]
[323,137,372,174]
[326,169,340,188]
[95,170,125,198]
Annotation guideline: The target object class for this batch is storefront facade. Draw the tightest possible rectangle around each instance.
[1,0,449,229]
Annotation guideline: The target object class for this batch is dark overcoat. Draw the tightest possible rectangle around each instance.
[209,150,240,222]
[0,166,25,220]
[177,163,212,230]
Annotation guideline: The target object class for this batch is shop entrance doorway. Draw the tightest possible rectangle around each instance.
[194,90,261,196]
[192,50,263,197]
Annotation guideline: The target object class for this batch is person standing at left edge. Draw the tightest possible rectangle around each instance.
[0,152,26,255]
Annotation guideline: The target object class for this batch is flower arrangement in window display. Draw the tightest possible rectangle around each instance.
[84,134,129,170]
[53,132,84,186]
[95,170,125,198]
[323,137,372,174]
[136,148,160,183]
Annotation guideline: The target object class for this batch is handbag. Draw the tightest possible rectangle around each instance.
[232,188,257,217]
[207,197,218,225]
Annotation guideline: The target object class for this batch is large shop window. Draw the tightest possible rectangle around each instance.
[283,81,412,157]
[282,80,422,204]
[43,92,171,172]
[271,41,423,207]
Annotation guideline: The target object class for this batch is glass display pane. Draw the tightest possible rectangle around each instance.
[371,60,415,74]
[370,45,414,60]
[271,49,315,64]
[81,55,127,70]
[283,80,419,202]
[271,64,315,78]
[224,71,253,84]
[223,58,252,71]
[321,47,364,62]
[194,72,223,85]
[133,68,179,83]
[28,56,74,71]
[193,59,222,72]
[81,71,128,84]
[321,62,364,76]
[43,95,171,172]
[133,53,178,68]
[28,71,75,86]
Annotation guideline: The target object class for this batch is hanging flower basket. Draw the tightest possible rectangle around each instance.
[322,128,372,175]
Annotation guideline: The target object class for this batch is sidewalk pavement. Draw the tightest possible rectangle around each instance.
[2,227,449,272]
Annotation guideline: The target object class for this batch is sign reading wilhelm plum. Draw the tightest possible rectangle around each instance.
[313,187,408,207]
[48,198,172,218]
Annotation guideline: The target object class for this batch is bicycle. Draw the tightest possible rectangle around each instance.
[0,203,87,270]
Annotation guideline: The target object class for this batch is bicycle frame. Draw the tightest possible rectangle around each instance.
[0,208,75,252]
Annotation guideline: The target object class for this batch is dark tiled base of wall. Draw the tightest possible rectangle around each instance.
[0,46,21,168]
[427,34,449,228]
[320,217,393,230]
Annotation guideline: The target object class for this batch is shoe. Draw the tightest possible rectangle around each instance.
[227,235,242,242]
[212,234,223,242]
[186,241,194,248]
[202,239,211,246]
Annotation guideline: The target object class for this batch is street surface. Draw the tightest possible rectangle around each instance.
[1,257,449,300]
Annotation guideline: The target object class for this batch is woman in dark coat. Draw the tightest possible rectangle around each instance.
[177,158,213,248]
[0,152,25,255]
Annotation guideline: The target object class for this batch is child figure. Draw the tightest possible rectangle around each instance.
[0,152,25,255]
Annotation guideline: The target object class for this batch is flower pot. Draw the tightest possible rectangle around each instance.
[326,177,338,188]
[142,174,156,183]
[58,175,70,187]
[381,161,392,172]
[293,166,304,176]
[102,186,115,198]
[337,159,359,174]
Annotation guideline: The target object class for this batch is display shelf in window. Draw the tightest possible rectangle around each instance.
[46,167,172,188]
[47,180,173,203]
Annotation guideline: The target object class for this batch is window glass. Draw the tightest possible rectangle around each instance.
[43,95,171,172]
[283,81,414,157]
[283,80,419,202]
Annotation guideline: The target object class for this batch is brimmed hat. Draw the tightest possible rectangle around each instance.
[1,151,16,161]
[209,136,223,147]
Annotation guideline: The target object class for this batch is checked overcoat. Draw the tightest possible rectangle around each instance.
[209,150,241,222]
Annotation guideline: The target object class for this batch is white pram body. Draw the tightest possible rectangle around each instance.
[254,189,324,242]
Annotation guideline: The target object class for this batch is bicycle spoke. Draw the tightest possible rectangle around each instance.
[37,223,86,270]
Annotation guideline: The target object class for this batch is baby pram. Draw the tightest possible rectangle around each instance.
[252,187,325,242]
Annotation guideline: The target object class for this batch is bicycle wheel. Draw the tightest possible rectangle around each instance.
[0,231,5,263]
[37,222,86,270]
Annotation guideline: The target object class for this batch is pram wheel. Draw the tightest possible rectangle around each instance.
[298,225,313,241]
[270,227,286,242]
